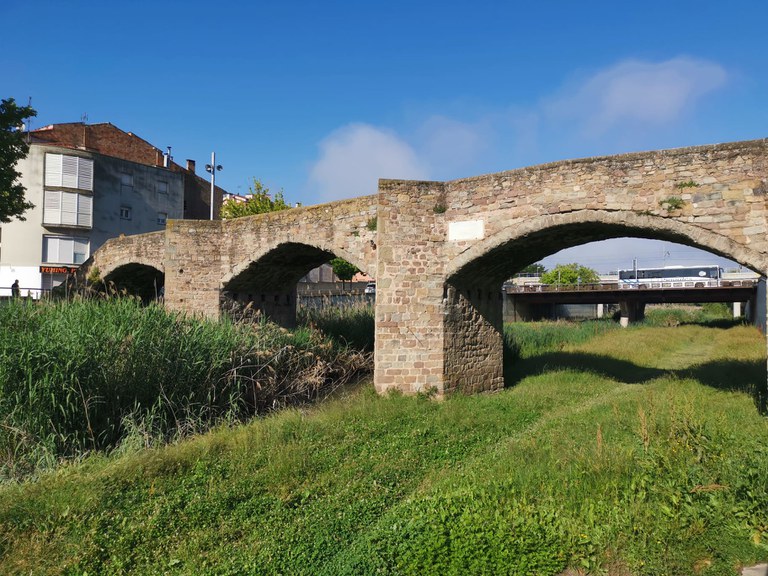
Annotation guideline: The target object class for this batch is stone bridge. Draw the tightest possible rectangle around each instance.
[85,139,768,397]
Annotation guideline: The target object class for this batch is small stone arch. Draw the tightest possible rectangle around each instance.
[100,260,165,302]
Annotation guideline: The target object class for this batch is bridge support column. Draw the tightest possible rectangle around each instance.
[164,220,223,319]
[503,293,537,322]
[619,300,645,327]
[443,283,504,394]
[374,179,504,397]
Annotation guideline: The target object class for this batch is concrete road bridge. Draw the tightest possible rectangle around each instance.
[504,283,760,324]
[85,138,768,397]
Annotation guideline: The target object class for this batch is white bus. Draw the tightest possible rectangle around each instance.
[618,265,722,289]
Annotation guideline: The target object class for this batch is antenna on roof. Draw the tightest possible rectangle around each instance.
[81,113,88,124]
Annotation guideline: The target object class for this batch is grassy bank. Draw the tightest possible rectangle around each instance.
[0,298,370,480]
[1,314,766,574]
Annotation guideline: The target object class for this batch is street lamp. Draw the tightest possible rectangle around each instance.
[205,152,223,220]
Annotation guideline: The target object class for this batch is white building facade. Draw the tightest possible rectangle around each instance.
[1,143,183,297]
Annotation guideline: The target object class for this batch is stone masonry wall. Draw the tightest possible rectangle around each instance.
[164,196,378,319]
[86,230,166,280]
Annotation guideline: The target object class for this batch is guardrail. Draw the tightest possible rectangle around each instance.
[505,280,755,293]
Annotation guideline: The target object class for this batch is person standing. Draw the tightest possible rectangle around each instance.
[11,279,20,298]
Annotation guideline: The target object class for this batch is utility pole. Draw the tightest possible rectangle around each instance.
[205,152,223,220]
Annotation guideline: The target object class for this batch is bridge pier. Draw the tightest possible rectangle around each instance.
[443,283,504,394]
[619,300,646,327]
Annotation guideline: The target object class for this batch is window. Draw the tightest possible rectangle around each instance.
[43,235,89,265]
[120,172,134,194]
[45,154,93,191]
[157,212,167,226]
[43,190,92,227]
[157,180,168,194]
[120,206,132,220]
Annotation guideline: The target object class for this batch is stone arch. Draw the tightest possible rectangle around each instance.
[221,240,369,327]
[224,240,368,289]
[446,210,768,286]
[438,210,768,396]
[100,260,165,302]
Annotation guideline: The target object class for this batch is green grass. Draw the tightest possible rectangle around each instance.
[1,310,767,574]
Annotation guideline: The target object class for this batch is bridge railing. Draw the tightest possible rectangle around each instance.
[504,279,755,294]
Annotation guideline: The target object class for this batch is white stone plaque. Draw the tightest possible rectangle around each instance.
[448,220,485,242]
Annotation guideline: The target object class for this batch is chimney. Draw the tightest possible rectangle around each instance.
[186,159,196,173]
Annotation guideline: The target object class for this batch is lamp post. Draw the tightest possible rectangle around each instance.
[205,152,223,220]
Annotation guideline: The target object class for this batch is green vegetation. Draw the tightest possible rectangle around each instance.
[298,299,375,352]
[0,97,37,222]
[433,202,447,214]
[540,262,600,285]
[660,195,686,211]
[1,303,767,574]
[675,179,701,189]
[220,178,291,219]
[0,298,369,480]
[330,257,360,290]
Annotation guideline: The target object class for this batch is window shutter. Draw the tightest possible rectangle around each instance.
[77,158,94,191]
[61,156,78,188]
[77,194,92,227]
[45,154,63,187]
[61,192,78,226]
[59,238,74,263]
[44,190,62,225]
[43,236,60,263]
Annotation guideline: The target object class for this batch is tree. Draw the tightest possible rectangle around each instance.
[0,98,37,222]
[220,178,291,219]
[540,263,600,286]
[330,257,359,291]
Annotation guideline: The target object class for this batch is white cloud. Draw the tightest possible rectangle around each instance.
[415,115,490,178]
[307,123,429,202]
[544,57,728,136]
[305,57,730,203]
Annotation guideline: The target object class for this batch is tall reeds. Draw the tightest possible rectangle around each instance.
[0,298,370,479]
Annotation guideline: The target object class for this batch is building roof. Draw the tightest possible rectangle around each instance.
[30,121,227,198]
[31,122,169,167]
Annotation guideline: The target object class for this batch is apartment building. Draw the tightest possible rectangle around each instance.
[0,122,224,296]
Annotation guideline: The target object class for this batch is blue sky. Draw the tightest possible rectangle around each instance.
[4,0,767,273]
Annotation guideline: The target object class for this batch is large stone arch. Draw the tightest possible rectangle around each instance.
[436,210,768,396]
[375,138,768,397]
[446,210,768,284]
